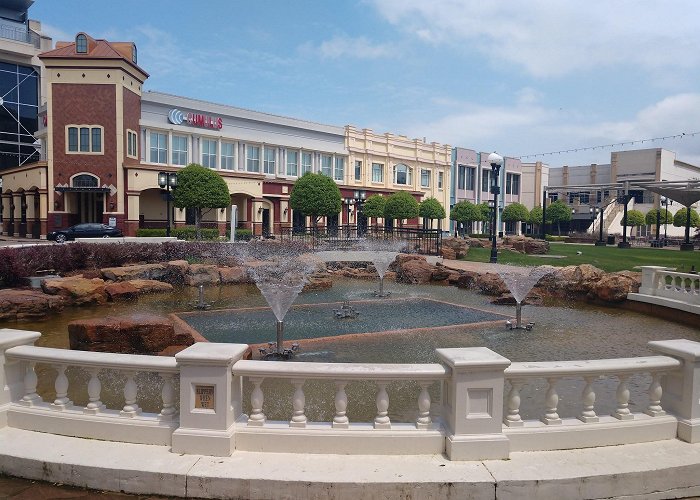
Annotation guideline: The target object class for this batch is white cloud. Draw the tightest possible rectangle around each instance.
[367,0,700,77]
[301,35,396,60]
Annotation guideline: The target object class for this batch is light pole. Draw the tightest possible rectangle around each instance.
[487,152,503,263]
[594,206,606,246]
[617,193,631,249]
[353,189,366,236]
[661,196,671,245]
[158,171,177,237]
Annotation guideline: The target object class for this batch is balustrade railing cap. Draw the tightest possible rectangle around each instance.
[0,328,40,349]
[649,339,700,362]
[175,342,249,365]
[436,347,511,370]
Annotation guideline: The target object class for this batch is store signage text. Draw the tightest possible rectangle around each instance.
[168,108,223,130]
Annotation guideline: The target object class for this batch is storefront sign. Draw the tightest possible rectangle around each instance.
[168,108,223,130]
[108,217,116,227]
[194,385,215,410]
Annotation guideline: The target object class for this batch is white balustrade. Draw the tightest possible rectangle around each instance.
[332,380,349,429]
[50,364,72,411]
[633,266,700,311]
[289,379,307,428]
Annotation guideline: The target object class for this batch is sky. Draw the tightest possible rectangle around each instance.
[30,0,700,169]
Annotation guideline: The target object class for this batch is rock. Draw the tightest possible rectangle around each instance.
[552,264,606,295]
[165,260,190,284]
[185,264,221,286]
[68,315,194,355]
[594,271,641,303]
[41,276,107,306]
[491,292,544,305]
[430,267,452,283]
[129,280,174,294]
[454,271,479,289]
[507,236,550,255]
[101,263,168,282]
[464,237,488,248]
[395,255,434,284]
[303,276,333,292]
[105,281,138,301]
[476,273,509,296]
[0,289,65,321]
[218,266,249,284]
[441,246,457,260]
[441,238,469,259]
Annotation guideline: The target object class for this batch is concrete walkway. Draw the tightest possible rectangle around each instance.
[2,428,700,499]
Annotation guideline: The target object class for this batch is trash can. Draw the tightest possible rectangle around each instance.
[607,235,616,245]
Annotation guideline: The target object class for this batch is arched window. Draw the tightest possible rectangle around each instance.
[132,44,137,63]
[76,34,88,53]
[393,164,412,185]
[72,174,99,188]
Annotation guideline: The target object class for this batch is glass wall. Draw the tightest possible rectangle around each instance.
[0,62,39,170]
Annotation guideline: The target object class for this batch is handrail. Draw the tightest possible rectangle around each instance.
[233,360,447,380]
[506,356,680,378]
[6,345,179,373]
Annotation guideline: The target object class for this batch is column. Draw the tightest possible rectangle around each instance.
[436,347,511,460]
[171,342,249,456]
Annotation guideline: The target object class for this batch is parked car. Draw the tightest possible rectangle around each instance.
[48,223,123,243]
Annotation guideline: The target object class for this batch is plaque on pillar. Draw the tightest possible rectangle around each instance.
[195,385,215,410]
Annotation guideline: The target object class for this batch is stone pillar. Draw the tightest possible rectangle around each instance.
[171,343,249,456]
[638,266,667,295]
[436,347,511,460]
[648,339,700,443]
[0,329,41,427]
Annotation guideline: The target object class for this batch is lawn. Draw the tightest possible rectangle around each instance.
[462,242,700,273]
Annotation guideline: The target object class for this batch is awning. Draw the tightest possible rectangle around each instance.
[55,187,111,193]
[631,180,700,208]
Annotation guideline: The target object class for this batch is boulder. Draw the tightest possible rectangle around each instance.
[100,263,168,282]
[303,276,333,292]
[553,264,606,295]
[430,265,452,283]
[594,271,641,303]
[441,238,469,260]
[129,279,174,294]
[507,237,550,255]
[105,281,138,301]
[454,271,479,289]
[464,237,488,248]
[218,266,250,284]
[68,315,194,354]
[41,276,107,306]
[395,256,434,284]
[165,260,190,284]
[0,289,65,321]
[476,273,509,296]
[185,264,221,286]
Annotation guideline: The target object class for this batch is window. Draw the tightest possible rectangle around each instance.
[67,125,103,154]
[578,191,588,204]
[371,162,384,183]
[132,44,137,64]
[466,167,475,190]
[421,169,430,188]
[321,154,333,176]
[246,145,260,172]
[150,132,167,163]
[126,130,137,158]
[221,142,235,170]
[172,135,188,165]
[482,170,491,192]
[76,34,87,53]
[438,171,444,189]
[334,157,345,181]
[263,147,276,174]
[301,151,312,174]
[354,160,362,181]
[202,139,217,168]
[286,150,298,176]
[458,166,465,190]
[394,164,412,185]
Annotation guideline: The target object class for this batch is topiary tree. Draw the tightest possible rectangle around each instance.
[624,209,646,236]
[478,202,492,235]
[172,163,231,240]
[418,197,446,229]
[362,194,386,230]
[289,172,342,233]
[450,201,483,236]
[384,191,419,227]
[547,200,572,236]
[502,202,529,234]
[528,206,549,235]
[645,208,671,226]
[672,207,700,228]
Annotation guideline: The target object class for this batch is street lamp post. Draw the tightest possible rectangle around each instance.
[353,189,366,236]
[661,196,671,245]
[487,152,503,263]
[594,206,606,246]
[158,172,178,237]
[618,193,631,249]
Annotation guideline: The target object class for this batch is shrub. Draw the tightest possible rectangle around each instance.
[172,226,220,240]
[224,228,253,241]
[136,228,167,237]
[545,234,569,242]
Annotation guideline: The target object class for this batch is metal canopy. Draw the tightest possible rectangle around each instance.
[630,180,700,208]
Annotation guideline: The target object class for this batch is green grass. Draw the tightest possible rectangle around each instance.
[463,242,700,273]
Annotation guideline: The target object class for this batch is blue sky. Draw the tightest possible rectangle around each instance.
[31,0,700,168]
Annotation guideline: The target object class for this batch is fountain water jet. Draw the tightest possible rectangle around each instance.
[361,239,408,297]
[497,265,554,330]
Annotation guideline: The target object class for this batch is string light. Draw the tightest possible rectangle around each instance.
[517,131,700,159]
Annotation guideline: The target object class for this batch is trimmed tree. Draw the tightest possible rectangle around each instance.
[624,209,646,236]
[384,191,419,227]
[673,207,700,228]
[450,201,483,236]
[418,197,446,229]
[502,202,529,235]
[289,172,342,233]
[362,194,387,230]
[645,208,671,226]
[529,206,548,234]
[172,163,231,240]
[547,200,572,236]
[478,202,492,235]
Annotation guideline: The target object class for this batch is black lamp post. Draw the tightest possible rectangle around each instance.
[353,189,366,236]
[487,152,503,263]
[594,206,606,246]
[617,193,631,249]
[158,171,178,237]
[661,196,671,245]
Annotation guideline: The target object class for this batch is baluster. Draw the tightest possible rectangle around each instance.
[159,372,176,420]
[120,371,142,417]
[248,377,265,426]
[19,361,42,407]
[579,376,598,423]
[50,364,72,410]
[374,381,391,429]
[504,379,524,427]
[84,367,105,414]
[541,377,561,425]
[613,374,634,420]
[332,380,349,429]
[289,379,307,428]
[645,372,666,417]
[416,381,432,429]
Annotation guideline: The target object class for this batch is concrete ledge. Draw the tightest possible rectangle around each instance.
[3,427,700,499]
[74,236,178,244]
[627,292,700,316]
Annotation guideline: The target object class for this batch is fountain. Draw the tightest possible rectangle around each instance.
[497,265,555,330]
[192,284,212,310]
[333,300,359,319]
[362,239,408,297]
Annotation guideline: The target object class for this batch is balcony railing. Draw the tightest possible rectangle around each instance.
[0,24,41,48]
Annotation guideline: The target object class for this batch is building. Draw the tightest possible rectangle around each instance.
[0,0,51,237]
